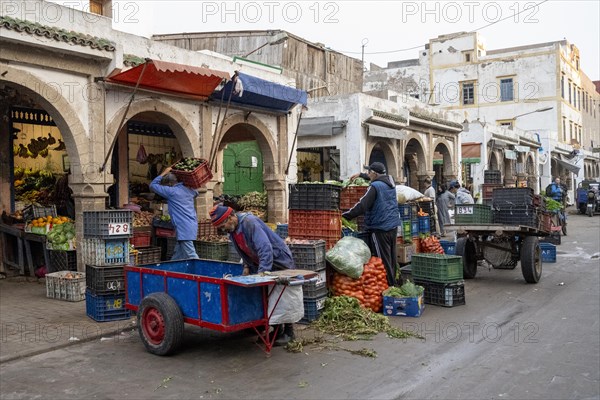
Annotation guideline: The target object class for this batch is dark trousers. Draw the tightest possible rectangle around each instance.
[368,228,398,286]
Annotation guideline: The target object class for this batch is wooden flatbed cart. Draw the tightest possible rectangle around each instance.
[125,259,316,356]
[446,224,549,284]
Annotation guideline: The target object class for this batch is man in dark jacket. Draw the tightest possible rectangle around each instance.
[342,162,401,286]
[210,205,296,345]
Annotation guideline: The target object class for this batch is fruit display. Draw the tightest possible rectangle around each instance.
[172,158,206,172]
[133,211,154,227]
[14,168,56,205]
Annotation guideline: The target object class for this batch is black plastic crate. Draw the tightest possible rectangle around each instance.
[23,205,57,221]
[416,199,435,216]
[85,264,125,295]
[82,210,133,239]
[288,183,341,210]
[493,206,538,228]
[484,170,502,184]
[288,240,326,271]
[492,188,534,207]
[165,237,177,260]
[302,269,327,298]
[48,250,77,273]
[414,279,465,307]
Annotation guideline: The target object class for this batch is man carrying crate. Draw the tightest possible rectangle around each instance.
[150,167,199,260]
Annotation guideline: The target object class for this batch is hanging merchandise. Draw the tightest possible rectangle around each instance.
[136,144,148,164]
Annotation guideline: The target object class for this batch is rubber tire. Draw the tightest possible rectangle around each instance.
[520,236,542,284]
[138,292,184,356]
[562,217,567,235]
[456,237,477,279]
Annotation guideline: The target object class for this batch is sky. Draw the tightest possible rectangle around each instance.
[51,0,599,80]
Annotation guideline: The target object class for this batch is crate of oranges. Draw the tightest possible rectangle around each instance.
[28,215,72,235]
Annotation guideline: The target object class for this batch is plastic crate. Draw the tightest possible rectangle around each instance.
[413,279,465,307]
[481,184,502,200]
[130,246,161,265]
[288,210,342,248]
[82,210,133,239]
[227,241,242,263]
[455,204,493,224]
[302,270,327,298]
[155,227,176,238]
[131,231,151,247]
[86,264,125,295]
[340,186,369,210]
[401,220,411,240]
[341,227,359,237]
[539,243,557,263]
[300,295,327,323]
[411,219,419,237]
[416,200,434,216]
[164,237,177,260]
[195,241,229,261]
[492,187,535,207]
[484,170,502,184]
[23,205,57,222]
[439,240,456,255]
[398,204,412,220]
[85,290,131,322]
[538,211,552,234]
[383,293,424,317]
[418,216,430,233]
[411,254,463,283]
[152,217,174,230]
[171,158,212,189]
[493,206,538,228]
[45,271,86,302]
[197,219,218,239]
[541,233,561,246]
[80,238,130,266]
[275,224,288,239]
[48,250,77,273]
[288,183,342,210]
[288,240,326,271]
[399,265,412,284]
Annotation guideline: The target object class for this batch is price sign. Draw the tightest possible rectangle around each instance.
[457,206,474,215]
[108,222,130,235]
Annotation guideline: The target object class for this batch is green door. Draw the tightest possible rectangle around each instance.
[223,141,263,195]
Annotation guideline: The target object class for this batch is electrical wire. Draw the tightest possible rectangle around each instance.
[337,0,549,55]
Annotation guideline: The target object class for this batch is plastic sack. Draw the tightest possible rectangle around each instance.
[136,144,148,164]
[396,185,424,204]
[268,284,304,325]
[326,236,371,279]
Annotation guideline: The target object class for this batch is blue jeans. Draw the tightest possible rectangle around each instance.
[171,240,199,261]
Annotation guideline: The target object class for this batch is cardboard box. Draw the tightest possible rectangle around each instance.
[383,294,424,317]
[397,242,413,264]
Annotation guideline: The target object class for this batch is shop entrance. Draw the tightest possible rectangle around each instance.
[223,141,263,195]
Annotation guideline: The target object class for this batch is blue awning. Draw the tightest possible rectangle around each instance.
[211,72,307,113]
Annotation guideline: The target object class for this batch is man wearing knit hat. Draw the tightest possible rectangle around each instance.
[210,204,296,345]
[150,167,199,260]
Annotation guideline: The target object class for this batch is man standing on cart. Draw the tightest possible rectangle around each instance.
[150,167,199,260]
[209,205,297,346]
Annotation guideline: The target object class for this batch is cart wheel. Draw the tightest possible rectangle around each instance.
[456,237,477,279]
[562,220,567,235]
[520,236,542,284]
[138,292,184,356]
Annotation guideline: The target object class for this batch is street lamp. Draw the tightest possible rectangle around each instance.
[243,32,289,58]
[512,106,553,120]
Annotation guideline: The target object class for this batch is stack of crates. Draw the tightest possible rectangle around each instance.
[492,188,538,228]
[287,239,327,323]
[82,210,132,322]
[288,183,343,250]
[482,171,503,206]
[412,253,466,307]
[416,199,437,236]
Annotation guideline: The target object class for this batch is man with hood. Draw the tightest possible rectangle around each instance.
[343,162,401,286]
[450,180,474,205]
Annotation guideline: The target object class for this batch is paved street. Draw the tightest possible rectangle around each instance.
[1,212,599,400]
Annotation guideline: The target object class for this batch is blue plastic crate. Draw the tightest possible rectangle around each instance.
[275,224,288,239]
[411,219,419,237]
[86,290,131,322]
[299,295,327,323]
[539,243,556,263]
[440,240,456,255]
[341,227,359,237]
[398,204,412,220]
[418,216,430,233]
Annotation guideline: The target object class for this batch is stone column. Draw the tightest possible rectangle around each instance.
[417,171,435,193]
[264,178,287,223]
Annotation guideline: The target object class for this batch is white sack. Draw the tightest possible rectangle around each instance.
[396,185,424,203]
[268,284,304,325]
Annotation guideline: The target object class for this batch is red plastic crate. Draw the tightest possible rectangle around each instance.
[131,231,151,247]
[171,159,213,188]
[288,210,342,250]
[155,227,176,238]
[340,186,369,210]
[481,184,502,199]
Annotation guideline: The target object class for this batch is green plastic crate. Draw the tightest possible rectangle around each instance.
[411,254,463,283]
[194,241,229,261]
[455,204,493,224]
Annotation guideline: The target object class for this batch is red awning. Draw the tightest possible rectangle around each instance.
[107,59,230,100]
[462,142,481,158]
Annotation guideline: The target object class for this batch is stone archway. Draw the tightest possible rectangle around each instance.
[366,140,398,181]
[403,135,427,190]
[432,139,454,187]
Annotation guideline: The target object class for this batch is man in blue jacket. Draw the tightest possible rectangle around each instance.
[342,162,401,286]
[150,167,199,260]
[210,204,296,345]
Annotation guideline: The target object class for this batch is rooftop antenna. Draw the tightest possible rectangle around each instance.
[361,38,369,72]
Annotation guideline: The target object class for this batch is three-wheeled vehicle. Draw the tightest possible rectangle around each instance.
[576,181,600,216]
[125,259,316,356]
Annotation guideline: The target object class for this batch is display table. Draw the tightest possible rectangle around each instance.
[0,223,51,277]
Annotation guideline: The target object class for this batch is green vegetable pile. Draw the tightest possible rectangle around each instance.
[544,197,563,212]
[312,296,421,340]
[172,158,205,172]
[342,217,357,231]
[383,280,424,298]
[238,191,267,209]
[47,222,75,249]
[341,177,370,188]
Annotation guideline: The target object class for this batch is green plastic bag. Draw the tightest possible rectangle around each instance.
[326,236,371,279]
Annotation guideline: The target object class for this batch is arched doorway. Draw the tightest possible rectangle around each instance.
[403,137,427,190]
[433,142,452,189]
[366,140,398,181]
